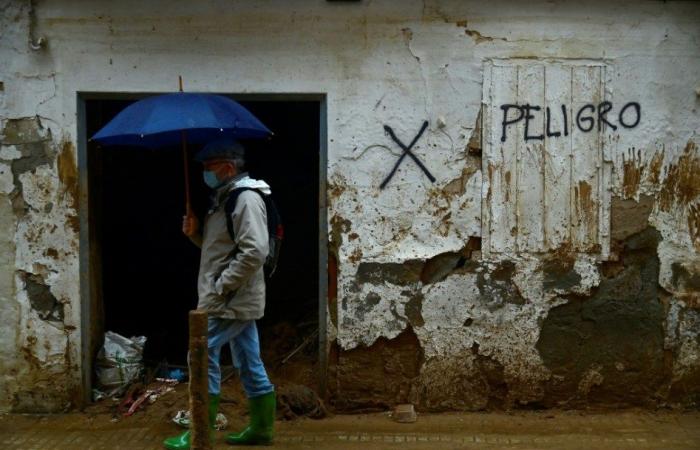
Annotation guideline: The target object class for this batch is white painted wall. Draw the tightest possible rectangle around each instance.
[1,0,698,411]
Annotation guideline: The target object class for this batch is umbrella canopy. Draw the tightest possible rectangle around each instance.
[91,92,272,147]
[90,91,272,216]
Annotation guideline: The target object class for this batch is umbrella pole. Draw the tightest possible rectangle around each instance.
[182,130,192,216]
[178,76,192,216]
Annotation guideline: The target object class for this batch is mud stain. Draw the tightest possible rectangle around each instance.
[402,290,425,327]
[328,253,338,327]
[467,109,482,155]
[671,260,700,301]
[688,202,700,252]
[622,149,643,199]
[19,336,41,370]
[327,173,347,201]
[574,180,596,244]
[443,166,476,197]
[657,141,700,249]
[504,171,511,202]
[329,215,352,258]
[621,147,665,199]
[646,150,664,185]
[333,328,423,411]
[658,141,700,211]
[476,259,525,307]
[464,29,504,44]
[1,117,50,145]
[356,260,423,286]
[56,140,79,211]
[542,254,580,291]
[486,163,495,205]
[348,248,363,264]
[610,195,654,242]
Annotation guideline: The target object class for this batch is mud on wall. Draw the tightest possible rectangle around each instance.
[322,1,700,411]
[1,0,699,412]
[330,154,700,411]
[0,115,81,412]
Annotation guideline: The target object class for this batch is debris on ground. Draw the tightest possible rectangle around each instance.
[281,328,319,365]
[118,378,179,417]
[277,383,327,420]
[172,409,229,430]
[95,331,147,398]
[392,404,417,423]
[168,368,187,382]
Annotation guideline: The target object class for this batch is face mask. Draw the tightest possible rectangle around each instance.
[203,170,222,189]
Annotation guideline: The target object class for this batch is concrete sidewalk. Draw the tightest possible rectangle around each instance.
[1,410,699,449]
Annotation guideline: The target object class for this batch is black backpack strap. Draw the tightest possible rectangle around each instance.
[224,187,283,277]
[224,187,257,242]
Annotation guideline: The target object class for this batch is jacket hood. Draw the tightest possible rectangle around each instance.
[215,173,272,199]
[233,175,272,195]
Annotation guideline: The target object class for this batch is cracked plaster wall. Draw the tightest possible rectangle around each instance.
[0,0,699,411]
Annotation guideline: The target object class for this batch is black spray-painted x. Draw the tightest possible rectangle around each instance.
[380,121,436,189]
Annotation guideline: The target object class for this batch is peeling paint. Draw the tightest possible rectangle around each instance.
[0,146,23,161]
[464,28,504,44]
[0,111,80,411]
[442,166,476,197]
[537,228,665,408]
[0,162,13,194]
[622,149,644,199]
[611,195,654,242]
[19,271,64,323]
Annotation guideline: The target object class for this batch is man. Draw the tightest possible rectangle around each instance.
[164,138,276,449]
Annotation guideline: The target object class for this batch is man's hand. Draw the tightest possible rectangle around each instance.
[182,214,199,237]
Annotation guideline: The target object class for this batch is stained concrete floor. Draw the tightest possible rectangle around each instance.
[1,409,699,449]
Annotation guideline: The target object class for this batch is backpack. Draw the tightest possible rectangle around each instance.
[224,187,284,277]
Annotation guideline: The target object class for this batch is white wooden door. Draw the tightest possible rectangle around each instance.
[481,60,613,258]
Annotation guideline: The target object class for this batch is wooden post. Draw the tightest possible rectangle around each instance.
[188,310,210,450]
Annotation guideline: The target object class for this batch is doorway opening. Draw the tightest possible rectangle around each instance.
[80,95,325,403]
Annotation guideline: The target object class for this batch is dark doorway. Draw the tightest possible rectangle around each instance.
[84,97,322,391]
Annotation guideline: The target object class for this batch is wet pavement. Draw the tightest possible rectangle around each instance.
[1,409,699,449]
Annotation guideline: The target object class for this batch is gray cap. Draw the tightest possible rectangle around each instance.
[195,137,245,162]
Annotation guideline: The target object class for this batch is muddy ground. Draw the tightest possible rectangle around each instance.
[2,365,695,449]
[1,406,699,449]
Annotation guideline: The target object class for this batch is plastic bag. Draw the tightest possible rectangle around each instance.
[173,409,228,430]
[96,331,147,396]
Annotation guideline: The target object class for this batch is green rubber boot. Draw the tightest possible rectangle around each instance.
[226,391,276,446]
[164,394,220,450]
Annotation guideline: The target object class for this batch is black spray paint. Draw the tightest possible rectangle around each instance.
[619,102,641,128]
[500,101,641,142]
[576,104,595,132]
[380,121,435,189]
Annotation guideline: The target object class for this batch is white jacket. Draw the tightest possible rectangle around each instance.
[194,173,270,320]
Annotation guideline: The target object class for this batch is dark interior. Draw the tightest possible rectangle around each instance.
[86,98,320,370]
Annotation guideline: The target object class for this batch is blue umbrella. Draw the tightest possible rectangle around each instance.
[91,92,271,147]
[91,88,272,215]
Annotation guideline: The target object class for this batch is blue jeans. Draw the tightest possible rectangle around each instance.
[206,318,274,398]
